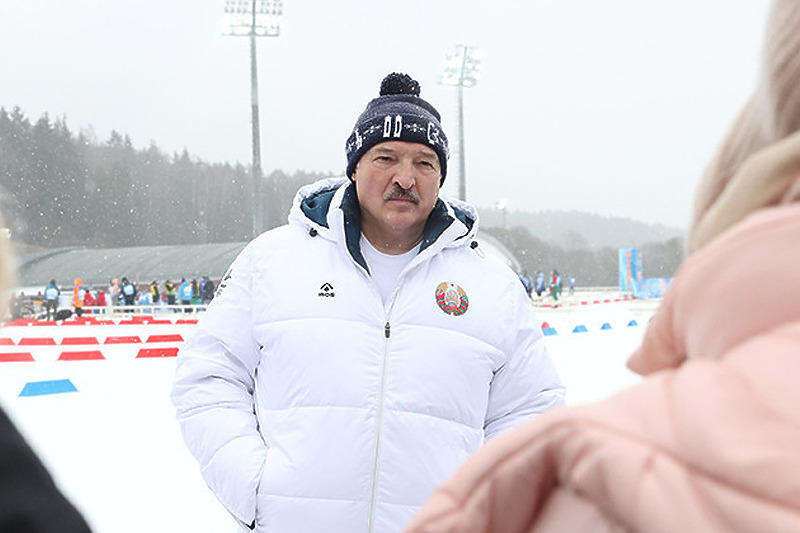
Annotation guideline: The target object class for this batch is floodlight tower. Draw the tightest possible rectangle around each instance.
[222,0,282,238]
[495,198,508,229]
[439,45,482,202]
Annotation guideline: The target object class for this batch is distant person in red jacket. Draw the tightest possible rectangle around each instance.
[83,289,96,314]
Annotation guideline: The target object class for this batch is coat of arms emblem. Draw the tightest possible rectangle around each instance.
[434,282,469,316]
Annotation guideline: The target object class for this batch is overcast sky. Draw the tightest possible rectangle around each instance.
[1,0,772,228]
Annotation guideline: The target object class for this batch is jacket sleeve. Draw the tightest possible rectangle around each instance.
[406,324,800,533]
[170,244,267,526]
[483,282,565,440]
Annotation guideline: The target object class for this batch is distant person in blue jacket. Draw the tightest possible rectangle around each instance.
[44,279,60,321]
[120,277,137,306]
[534,271,546,297]
[518,271,533,297]
[178,278,193,312]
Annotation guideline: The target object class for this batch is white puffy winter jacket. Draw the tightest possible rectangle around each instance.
[171,178,565,532]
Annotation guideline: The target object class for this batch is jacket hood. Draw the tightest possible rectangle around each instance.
[287,177,479,273]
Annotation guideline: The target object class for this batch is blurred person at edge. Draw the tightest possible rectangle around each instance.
[405,1,800,531]
[0,213,92,532]
[171,72,564,533]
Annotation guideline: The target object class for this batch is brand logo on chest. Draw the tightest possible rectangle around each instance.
[318,283,335,298]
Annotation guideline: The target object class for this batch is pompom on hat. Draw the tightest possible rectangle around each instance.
[345,72,449,184]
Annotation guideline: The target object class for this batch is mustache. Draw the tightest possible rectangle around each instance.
[384,186,420,203]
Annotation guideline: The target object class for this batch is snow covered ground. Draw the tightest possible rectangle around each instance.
[0,298,658,532]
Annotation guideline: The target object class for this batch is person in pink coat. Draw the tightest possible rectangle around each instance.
[405,1,800,531]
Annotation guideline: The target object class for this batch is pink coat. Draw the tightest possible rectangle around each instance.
[405,203,800,532]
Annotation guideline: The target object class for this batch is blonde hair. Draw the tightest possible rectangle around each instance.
[688,0,800,252]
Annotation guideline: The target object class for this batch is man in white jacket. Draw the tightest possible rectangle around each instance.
[171,72,565,533]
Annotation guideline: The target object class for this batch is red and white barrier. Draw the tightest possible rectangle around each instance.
[0,315,197,363]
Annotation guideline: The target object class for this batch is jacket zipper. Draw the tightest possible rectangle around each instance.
[367,320,391,533]
[364,254,425,531]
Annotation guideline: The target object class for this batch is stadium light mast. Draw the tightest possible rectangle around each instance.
[495,198,508,229]
[438,45,482,202]
[222,0,282,238]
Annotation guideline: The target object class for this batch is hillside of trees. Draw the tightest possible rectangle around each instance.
[478,210,685,285]
[479,209,684,250]
[0,106,684,284]
[483,226,683,286]
[0,106,328,249]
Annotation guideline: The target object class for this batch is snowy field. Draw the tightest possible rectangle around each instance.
[0,297,658,532]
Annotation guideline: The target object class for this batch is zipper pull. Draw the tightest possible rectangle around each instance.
[384,322,391,338]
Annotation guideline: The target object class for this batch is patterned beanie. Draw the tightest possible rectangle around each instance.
[688,0,800,253]
[345,72,449,184]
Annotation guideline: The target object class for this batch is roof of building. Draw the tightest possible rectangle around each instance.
[15,233,521,291]
[16,242,246,290]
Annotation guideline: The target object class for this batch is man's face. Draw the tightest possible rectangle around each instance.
[352,141,441,243]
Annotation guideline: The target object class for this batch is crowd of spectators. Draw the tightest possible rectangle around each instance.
[7,276,218,321]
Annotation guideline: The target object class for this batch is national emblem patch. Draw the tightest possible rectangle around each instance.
[434,282,469,316]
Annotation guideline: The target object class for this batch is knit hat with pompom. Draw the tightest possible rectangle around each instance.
[345,72,449,184]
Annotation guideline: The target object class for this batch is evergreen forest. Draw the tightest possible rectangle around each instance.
[0,107,684,285]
